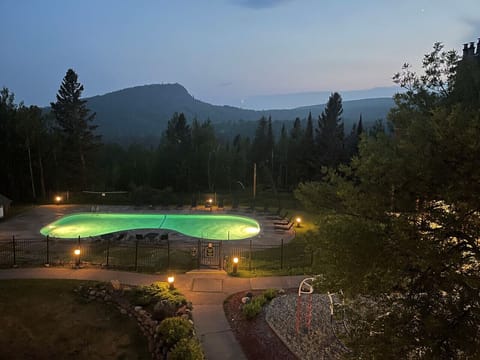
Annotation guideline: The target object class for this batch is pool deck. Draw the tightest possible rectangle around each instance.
[0,204,295,245]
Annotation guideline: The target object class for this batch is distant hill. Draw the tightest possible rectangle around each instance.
[82,83,395,142]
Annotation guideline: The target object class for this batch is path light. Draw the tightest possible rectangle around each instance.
[167,276,175,290]
[74,248,81,268]
[55,195,62,204]
[232,257,239,274]
[296,217,302,228]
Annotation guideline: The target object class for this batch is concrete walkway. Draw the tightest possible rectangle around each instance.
[0,267,307,360]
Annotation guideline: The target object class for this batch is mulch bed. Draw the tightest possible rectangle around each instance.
[223,289,298,360]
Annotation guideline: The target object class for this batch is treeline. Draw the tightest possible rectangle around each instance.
[1,69,368,201]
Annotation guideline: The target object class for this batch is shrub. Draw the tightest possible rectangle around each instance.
[263,288,278,301]
[242,295,267,319]
[168,338,204,360]
[128,282,186,308]
[157,317,193,348]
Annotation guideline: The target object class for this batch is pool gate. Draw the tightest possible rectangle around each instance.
[198,240,222,270]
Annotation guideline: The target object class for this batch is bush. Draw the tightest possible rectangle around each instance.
[168,338,204,360]
[157,317,193,348]
[242,295,267,319]
[129,282,186,308]
[263,288,278,301]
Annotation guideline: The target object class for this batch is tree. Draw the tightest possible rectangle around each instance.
[295,42,480,358]
[153,112,191,191]
[315,92,345,169]
[299,111,316,180]
[51,69,101,190]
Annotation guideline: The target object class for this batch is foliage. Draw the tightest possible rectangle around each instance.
[315,92,345,169]
[262,288,278,301]
[168,338,205,360]
[242,289,279,319]
[295,42,480,358]
[157,317,194,348]
[50,68,101,190]
[129,282,186,308]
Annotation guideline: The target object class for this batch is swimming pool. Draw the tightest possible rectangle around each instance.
[40,213,260,240]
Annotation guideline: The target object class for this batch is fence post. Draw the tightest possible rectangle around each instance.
[219,241,222,269]
[197,239,201,270]
[280,238,284,270]
[167,238,170,270]
[249,239,252,271]
[12,235,16,267]
[46,235,50,265]
[106,236,110,267]
[135,239,139,271]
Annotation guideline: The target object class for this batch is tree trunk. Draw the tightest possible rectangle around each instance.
[26,137,37,200]
[38,146,46,199]
[80,151,87,190]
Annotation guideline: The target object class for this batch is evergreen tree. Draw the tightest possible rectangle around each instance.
[295,42,480,358]
[299,111,315,180]
[154,112,191,191]
[315,92,344,169]
[50,69,101,190]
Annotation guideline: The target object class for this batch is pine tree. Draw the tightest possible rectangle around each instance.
[315,92,345,168]
[51,69,101,190]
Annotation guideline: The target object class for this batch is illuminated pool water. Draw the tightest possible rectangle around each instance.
[40,213,260,240]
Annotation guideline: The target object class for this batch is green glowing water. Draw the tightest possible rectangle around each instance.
[40,213,260,240]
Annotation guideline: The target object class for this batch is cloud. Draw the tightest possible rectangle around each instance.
[232,0,293,9]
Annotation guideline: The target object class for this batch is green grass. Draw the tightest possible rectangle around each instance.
[0,279,150,360]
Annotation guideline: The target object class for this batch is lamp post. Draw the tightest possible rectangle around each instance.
[167,276,175,290]
[232,257,239,275]
[74,248,81,268]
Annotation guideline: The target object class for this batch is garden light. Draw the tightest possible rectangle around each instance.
[74,248,81,268]
[232,257,239,274]
[296,217,302,228]
[167,276,175,290]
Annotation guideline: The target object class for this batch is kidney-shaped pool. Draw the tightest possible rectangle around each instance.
[40,213,260,240]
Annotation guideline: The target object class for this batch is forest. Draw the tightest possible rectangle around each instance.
[0,70,365,202]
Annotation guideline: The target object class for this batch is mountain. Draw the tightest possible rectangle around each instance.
[242,86,401,110]
[83,83,395,142]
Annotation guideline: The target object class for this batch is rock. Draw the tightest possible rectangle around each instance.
[181,314,189,321]
[278,288,286,295]
[104,295,112,302]
[110,280,121,291]
[120,309,128,315]
[241,297,251,304]
[134,306,143,312]
[89,290,96,296]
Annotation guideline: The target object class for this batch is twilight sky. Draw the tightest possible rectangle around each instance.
[1,0,479,109]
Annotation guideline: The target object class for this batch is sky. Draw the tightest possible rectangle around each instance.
[1,0,479,109]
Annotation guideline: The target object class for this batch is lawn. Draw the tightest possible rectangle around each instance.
[0,279,150,360]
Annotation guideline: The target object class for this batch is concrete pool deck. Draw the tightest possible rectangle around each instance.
[0,204,295,245]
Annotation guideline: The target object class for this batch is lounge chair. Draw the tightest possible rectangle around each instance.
[274,222,294,231]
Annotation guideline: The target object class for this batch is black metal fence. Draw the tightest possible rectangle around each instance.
[0,235,313,273]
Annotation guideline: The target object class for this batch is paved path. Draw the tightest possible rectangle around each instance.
[0,267,307,360]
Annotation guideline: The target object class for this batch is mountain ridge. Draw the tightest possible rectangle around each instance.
[79,83,395,141]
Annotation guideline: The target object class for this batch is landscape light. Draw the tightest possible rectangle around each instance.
[232,257,239,274]
[167,276,175,290]
[74,248,81,268]
[296,217,302,228]
[55,195,62,204]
